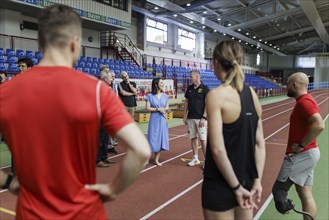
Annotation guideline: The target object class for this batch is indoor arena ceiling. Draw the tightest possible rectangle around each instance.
[132,0,329,56]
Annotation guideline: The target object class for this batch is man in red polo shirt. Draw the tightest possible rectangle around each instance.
[0,4,150,219]
[272,72,324,219]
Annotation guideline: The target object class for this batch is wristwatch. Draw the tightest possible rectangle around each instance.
[298,143,305,148]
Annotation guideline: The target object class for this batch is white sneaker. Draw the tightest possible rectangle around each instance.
[188,158,200,166]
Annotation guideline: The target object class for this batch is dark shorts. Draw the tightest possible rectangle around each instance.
[202,177,253,211]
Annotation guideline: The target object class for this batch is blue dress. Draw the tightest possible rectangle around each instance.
[146,93,169,152]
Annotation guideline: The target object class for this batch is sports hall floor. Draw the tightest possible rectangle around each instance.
[0,89,328,220]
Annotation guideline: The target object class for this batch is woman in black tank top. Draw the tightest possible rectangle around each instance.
[202,40,266,220]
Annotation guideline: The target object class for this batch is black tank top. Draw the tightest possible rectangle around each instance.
[204,84,259,184]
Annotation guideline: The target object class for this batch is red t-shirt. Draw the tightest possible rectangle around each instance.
[0,66,133,219]
[286,94,320,154]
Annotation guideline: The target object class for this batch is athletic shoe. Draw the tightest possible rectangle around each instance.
[111,139,118,146]
[188,158,200,166]
[104,158,116,164]
[108,147,118,155]
[96,161,110,167]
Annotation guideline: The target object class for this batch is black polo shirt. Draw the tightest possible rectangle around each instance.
[184,83,210,119]
[118,81,137,107]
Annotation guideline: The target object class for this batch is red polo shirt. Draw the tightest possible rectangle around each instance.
[286,94,320,154]
[0,66,133,219]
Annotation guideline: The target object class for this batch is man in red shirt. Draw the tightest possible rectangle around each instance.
[0,4,150,219]
[272,72,324,219]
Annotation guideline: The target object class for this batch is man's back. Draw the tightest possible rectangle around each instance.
[0,66,131,219]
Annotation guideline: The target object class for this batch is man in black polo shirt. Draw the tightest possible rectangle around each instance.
[183,70,210,167]
[118,71,137,116]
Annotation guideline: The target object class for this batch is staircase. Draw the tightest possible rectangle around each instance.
[100,32,143,67]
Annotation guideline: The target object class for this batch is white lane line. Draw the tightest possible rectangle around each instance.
[254,194,273,220]
[139,179,204,220]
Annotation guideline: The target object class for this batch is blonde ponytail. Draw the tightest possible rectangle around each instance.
[223,62,244,92]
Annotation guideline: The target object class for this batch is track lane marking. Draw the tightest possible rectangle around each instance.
[0,207,16,216]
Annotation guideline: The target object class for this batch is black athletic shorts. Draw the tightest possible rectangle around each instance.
[202,177,253,211]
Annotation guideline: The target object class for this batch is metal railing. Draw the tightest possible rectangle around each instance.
[100,32,142,66]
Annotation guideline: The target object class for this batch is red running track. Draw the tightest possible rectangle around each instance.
[0,89,328,220]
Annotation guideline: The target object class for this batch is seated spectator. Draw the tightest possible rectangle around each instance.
[18,58,33,73]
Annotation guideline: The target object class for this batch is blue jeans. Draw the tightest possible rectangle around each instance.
[96,127,109,163]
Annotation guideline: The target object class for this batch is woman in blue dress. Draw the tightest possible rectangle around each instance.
[145,78,169,166]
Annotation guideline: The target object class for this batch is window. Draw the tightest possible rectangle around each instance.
[146,18,168,44]
[256,54,261,66]
[93,0,128,11]
[296,56,316,68]
[178,28,195,50]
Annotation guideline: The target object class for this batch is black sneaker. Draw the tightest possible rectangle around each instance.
[108,147,118,155]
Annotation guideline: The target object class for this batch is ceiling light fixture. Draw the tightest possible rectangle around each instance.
[228,23,231,26]
[203,11,207,14]
[174,14,177,17]
[187,3,191,6]
[238,28,241,31]
[217,18,221,21]
[202,25,206,29]
[154,7,158,10]
[246,32,249,35]
[190,20,193,24]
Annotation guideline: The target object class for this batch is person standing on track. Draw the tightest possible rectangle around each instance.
[0,4,150,219]
[272,72,324,220]
[145,78,169,166]
[202,40,266,220]
[183,70,210,167]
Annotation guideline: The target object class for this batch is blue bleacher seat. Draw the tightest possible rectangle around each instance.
[6,49,15,57]
[0,55,5,63]
[76,67,83,72]
[91,63,98,69]
[25,50,34,59]
[90,68,97,75]
[86,57,92,63]
[35,51,42,60]
[83,67,90,73]
[92,57,98,63]
[0,63,6,71]
[7,56,17,64]
[79,56,86,62]
[8,63,19,72]
[103,59,109,65]
[0,48,4,56]
[32,58,38,65]
[17,53,25,59]
[85,62,92,68]
[16,49,24,57]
